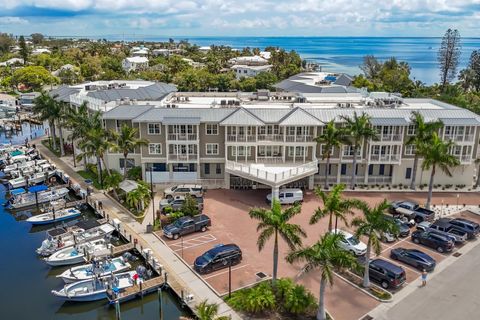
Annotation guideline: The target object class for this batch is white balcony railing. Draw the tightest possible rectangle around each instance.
[457,155,472,163]
[379,134,402,142]
[256,157,284,163]
[368,176,393,184]
[227,135,256,142]
[369,154,401,162]
[285,135,315,142]
[445,135,475,143]
[258,134,284,142]
[167,134,197,141]
[168,154,198,161]
[225,160,318,185]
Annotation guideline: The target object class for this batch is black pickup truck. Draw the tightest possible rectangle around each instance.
[389,201,435,223]
[162,214,211,240]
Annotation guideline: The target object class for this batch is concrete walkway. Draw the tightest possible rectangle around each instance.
[36,143,242,320]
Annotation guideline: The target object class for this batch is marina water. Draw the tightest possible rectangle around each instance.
[0,123,188,319]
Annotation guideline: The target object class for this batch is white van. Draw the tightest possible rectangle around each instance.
[266,188,303,205]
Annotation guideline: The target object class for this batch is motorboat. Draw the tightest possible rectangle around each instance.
[51,271,137,302]
[45,239,110,267]
[28,172,49,185]
[8,176,27,188]
[3,163,17,174]
[6,187,69,209]
[26,208,82,225]
[36,222,116,257]
[57,257,131,283]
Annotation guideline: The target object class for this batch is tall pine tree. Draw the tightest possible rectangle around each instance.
[438,29,461,91]
[19,35,29,65]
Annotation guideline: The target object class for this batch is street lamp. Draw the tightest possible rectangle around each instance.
[149,166,155,224]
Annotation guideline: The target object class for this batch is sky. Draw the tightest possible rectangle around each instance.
[0,0,479,38]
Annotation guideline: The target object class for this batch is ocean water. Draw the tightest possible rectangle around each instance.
[0,123,189,320]
[140,36,480,85]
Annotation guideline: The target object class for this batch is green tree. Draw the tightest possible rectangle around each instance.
[248,199,306,288]
[286,233,359,320]
[340,112,378,189]
[351,199,398,288]
[227,281,276,314]
[103,170,123,200]
[254,72,278,90]
[30,33,44,45]
[239,77,257,91]
[0,33,13,54]
[181,194,199,216]
[405,112,444,190]
[33,92,60,150]
[422,133,460,209]
[19,35,29,65]
[12,66,57,90]
[195,300,230,320]
[126,189,142,212]
[438,29,462,90]
[110,124,148,179]
[315,120,346,189]
[276,278,317,315]
[310,184,358,232]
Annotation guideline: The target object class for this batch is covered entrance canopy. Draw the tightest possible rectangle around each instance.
[119,180,139,193]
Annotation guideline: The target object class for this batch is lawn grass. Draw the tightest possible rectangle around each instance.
[77,170,103,189]
[41,139,61,157]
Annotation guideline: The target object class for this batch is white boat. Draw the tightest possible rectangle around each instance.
[8,176,27,188]
[51,271,137,302]
[7,187,69,209]
[26,208,82,225]
[36,223,116,257]
[28,172,49,185]
[3,163,17,174]
[35,159,48,166]
[57,257,131,283]
[45,239,110,267]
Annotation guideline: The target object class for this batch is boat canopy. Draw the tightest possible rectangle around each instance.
[10,150,24,157]
[28,184,48,193]
[10,188,26,195]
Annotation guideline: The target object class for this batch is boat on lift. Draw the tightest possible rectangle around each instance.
[57,257,131,283]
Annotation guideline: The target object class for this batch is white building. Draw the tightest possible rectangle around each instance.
[131,48,149,57]
[122,57,149,72]
[228,55,269,66]
[231,65,272,79]
[0,58,24,67]
[31,48,51,55]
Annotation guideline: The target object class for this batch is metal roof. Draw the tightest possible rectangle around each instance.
[371,118,409,126]
[279,107,322,126]
[440,118,480,125]
[132,108,234,123]
[162,117,201,125]
[86,83,177,102]
[103,105,153,120]
[48,86,80,103]
[219,108,265,126]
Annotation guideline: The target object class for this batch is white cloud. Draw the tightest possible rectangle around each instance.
[0,16,28,25]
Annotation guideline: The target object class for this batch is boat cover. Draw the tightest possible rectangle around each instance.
[10,150,24,157]
[28,185,49,193]
[10,188,26,195]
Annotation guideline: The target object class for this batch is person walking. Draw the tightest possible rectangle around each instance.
[421,269,428,287]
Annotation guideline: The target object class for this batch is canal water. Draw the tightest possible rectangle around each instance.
[0,123,190,320]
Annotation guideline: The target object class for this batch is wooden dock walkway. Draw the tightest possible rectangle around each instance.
[111,243,135,256]
[110,276,166,304]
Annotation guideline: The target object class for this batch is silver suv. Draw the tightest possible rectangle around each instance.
[164,184,203,199]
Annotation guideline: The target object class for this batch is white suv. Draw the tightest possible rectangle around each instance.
[164,184,203,199]
[332,229,367,256]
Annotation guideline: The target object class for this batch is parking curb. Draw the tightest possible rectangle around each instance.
[334,271,392,303]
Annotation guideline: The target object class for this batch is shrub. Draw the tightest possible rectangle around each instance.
[86,163,98,175]
[127,166,142,180]
[227,282,276,314]
[181,194,199,217]
[163,206,173,214]
[281,283,317,315]
[445,184,453,189]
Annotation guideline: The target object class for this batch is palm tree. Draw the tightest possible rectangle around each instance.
[286,233,359,320]
[66,102,90,167]
[56,101,69,156]
[340,112,378,189]
[310,184,358,232]
[351,199,398,288]
[103,170,123,200]
[33,92,60,150]
[405,111,444,190]
[315,120,346,189]
[248,199,306,288]
[422,133,460,209]
[110,124,148,179]
[195,300,230,320]
[126,189,142,212]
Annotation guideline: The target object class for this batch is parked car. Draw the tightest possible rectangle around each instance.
[448,218,480,239]
[379,215,411,242]
[266,188,303,205]
[194,244,242,274]
[164,184,203,199]
[411,230,454,253]
[429,218,468,244]
[332,229,367,256]
[159,195,204,213]
[390,247,436,271]
[162,214,211,240]
[369,258,406,289]
[389,200,435,223]
[415,221,457,243]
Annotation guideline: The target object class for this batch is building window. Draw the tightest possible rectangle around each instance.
[119,158,135,169]
[342,145,361,157]
[206,143,219,155]
[258,145,280,157]
[148,123,161,135]
[368,164,373,175]
[204,163,210,175]
[216,164,221,174]
[405,167,412,179]
[206,124,218,135]
[407,125,416,135]
[340,164,347,175]
[379,164,385,175]
[148,143,162,154]
[232,146,251,156]
[320,144,334,156]
[288,146,307,157]
[405,145,416,155]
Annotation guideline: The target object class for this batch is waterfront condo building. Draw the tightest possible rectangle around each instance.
[53,80,480,194]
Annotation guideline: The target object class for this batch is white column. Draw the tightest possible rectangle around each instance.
[293,145,296,164]
[308,175,314,190]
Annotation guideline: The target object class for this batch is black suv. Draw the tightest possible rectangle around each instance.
[194,244,242,274]
[448,218,480,239]
[369,258,406,289]
[411,230,454,253]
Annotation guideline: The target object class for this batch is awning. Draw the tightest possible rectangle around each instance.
[28,185,48,193]
[10,188,26,195]
[119,180,139,193]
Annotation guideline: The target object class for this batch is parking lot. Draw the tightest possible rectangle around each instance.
[157,188,480,320]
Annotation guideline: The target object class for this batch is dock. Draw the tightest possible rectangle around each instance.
[111,242,135,256]
[107,276,166,304]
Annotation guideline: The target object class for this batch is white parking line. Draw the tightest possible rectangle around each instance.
[170,234,217,251]
[380,236,410,254]
[202,264,250,280]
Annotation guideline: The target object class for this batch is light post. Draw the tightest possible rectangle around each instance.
[149,166,155,224]
[228,264,232,298]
